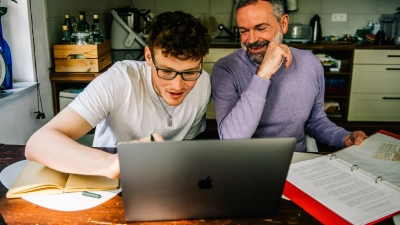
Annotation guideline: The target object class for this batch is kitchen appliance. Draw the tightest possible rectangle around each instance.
[112,50,145,62]
[286,0,298,11]
[110,8,148,50]
[218,24,239,41]
[380,14,399,45]
[374,30,386,45]
[116,6,152,34]
[284,23,312,43]
[309,14,322,43]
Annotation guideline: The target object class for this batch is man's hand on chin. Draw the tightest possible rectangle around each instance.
[256,42,292,80]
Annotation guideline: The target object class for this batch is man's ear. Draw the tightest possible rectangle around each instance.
[144,46,152,66]
[280,14,289,35]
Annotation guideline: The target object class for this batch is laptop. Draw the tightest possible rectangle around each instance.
[117,137,296,222]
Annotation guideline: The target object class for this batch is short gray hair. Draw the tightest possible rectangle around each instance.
[236,0,285,21]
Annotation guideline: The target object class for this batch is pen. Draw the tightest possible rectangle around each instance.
[150,134,154,142]
[82,191,102,199]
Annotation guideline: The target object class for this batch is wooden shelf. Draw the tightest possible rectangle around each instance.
[324,70,351,75]
[325,95,348,99]
[292,46,354,120]
[49,64,112,114]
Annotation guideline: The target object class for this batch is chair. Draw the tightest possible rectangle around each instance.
[305,135,318,152]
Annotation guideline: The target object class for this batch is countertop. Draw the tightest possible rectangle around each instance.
[210,37,400,49]
[0,82,37,107]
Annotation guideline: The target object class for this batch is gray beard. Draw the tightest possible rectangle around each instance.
[246,48,266,65]
[242,30,283,65]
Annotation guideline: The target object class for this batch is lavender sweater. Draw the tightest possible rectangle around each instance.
[211,47,350,152]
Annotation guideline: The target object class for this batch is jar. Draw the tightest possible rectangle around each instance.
[71,31,90,45]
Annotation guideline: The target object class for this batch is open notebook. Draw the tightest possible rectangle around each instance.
[6,161,119,198]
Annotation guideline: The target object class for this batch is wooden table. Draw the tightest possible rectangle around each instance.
[0,145,394,224]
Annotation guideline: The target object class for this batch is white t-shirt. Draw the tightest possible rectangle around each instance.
[69,60,211,147]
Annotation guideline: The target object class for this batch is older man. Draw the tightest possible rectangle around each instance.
[211,0,366,151]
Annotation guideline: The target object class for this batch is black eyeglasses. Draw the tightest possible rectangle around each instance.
[151,54,203,81]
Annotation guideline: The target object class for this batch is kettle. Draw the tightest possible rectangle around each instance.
[111,9,147,50]
[374,30,386,45]
[116,6,152,33]
[309,14,322,43]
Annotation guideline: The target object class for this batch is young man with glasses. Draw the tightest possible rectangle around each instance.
[25,11,212,179]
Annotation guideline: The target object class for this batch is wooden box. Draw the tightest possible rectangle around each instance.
[53,39,112,72]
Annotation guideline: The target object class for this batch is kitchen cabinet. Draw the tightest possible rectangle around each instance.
[348,50,400,121]
[204,48,236,119]
[310,46,353,120]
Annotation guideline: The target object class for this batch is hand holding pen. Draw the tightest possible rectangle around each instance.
[131,133,164,143]
[149,133,164,142]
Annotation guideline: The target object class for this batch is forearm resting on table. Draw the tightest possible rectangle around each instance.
[25,128,119,179]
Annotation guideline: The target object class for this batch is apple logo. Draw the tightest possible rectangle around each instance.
[198,176,213,190]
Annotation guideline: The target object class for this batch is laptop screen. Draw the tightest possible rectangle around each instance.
[118,138,296,222]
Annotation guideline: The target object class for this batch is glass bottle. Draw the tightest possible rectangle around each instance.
[61,25,71,44]
[92,15,104,44]
[88,24,94,44]
[79,11,90,32]
[0,16,13,89]
[77,14,86,32]
[63,14,73,36]
[70,16,78,32]
[70,16,78,43]
[73,15,90,45]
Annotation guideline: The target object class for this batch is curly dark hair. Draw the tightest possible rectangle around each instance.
[146,11,211,60]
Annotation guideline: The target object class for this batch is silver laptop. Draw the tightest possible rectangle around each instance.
[117,138,296,222]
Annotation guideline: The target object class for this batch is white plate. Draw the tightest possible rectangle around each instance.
[198,12,222,38]
[0,54,6,87]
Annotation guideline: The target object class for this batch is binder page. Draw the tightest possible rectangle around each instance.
[287,155,400,225]
[335,133,400,189]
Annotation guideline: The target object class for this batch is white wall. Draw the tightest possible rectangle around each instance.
[0,0,51,145]
[2,0,35,82]
[0,86,47,144]
[0,0,132,144]
[131,0,400,37]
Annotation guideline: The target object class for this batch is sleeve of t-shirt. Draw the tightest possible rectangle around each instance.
[69,62,127,127]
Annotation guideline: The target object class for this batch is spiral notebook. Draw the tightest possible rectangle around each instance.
[284,130,400,225]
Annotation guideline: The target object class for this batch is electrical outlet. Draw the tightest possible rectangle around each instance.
[332,14,347,22]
